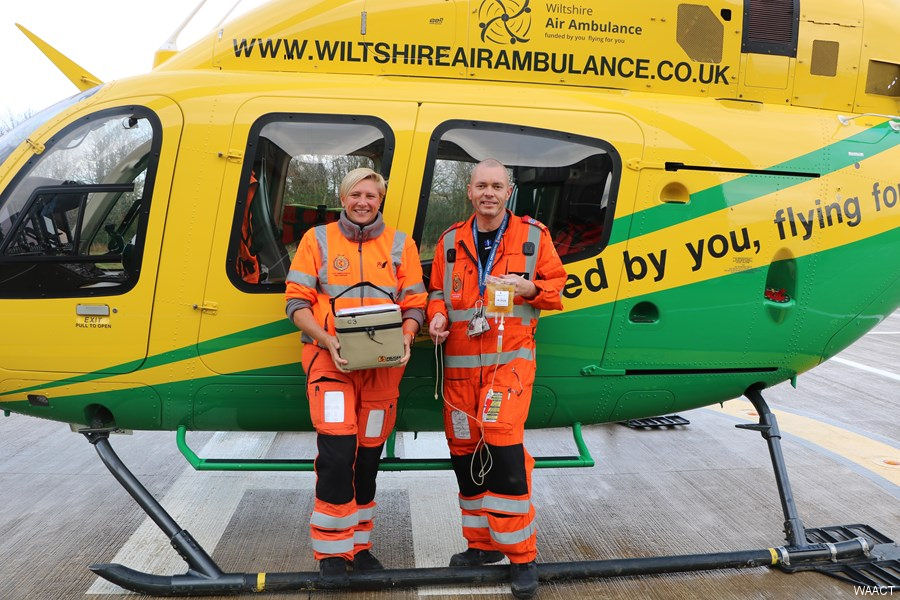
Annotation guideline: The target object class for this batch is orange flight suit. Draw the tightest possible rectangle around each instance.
[427,211,565,564]
[286,212,426,561]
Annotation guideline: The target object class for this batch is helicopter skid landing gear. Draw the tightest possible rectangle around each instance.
[738,389,899,588]
[81,411,897,596]
[82,429,247,595]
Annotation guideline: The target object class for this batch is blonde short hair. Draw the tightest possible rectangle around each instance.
[339,167,386,199]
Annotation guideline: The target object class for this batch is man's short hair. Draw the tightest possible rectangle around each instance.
[340,167,387,199]
[470,158,510,185]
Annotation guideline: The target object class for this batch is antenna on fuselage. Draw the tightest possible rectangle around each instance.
[153,0,209,67]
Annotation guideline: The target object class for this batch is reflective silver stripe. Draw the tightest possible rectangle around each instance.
[448,308,476,322]
[311,537,355,555]
[442,229,457,316]
[516,303,539,327]
[391,230,406,270]
[523,224,541,280]
[300,332,315,344]
[310,511,359,530]
[398,282,426,301]
[520,224,543,326]
[320,284,395,300]
[429,290,445,302]
[448,304,537,324]
[444,347,534,369]
[462,515,489,529]
[482,496,531,514]
[314,225,329,284]
[353,530,371,545]
[459,497,483,511]
[357,506,374,522]
[286,269,317,288]
[490,523,536,546]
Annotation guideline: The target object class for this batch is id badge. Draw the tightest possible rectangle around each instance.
[482,391,502,423]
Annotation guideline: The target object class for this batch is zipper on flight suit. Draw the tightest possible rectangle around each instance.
[358,224,365,306]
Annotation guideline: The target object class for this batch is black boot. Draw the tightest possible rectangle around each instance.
[352,549,385,571]
[449,548,505,567]
[510,561,538,599]
[318,556,349,587]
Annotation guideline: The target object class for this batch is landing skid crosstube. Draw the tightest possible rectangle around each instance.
[81,389,899,596]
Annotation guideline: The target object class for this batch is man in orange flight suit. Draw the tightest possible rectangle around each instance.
[428,159,565,600]
[285,168,426,581]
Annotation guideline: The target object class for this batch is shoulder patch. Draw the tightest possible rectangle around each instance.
[521,215,548,231]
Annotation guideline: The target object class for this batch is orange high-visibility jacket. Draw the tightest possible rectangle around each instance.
[427,212,565,380]
[286,212,426,343]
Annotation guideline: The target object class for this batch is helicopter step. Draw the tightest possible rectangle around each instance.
[81,387,897,596]
[174,423,595,472]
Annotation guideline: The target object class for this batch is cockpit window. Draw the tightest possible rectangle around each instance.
[0,87,101,168]
[0,106,161,298]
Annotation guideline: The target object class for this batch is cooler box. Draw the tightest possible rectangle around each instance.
[334,303,404,370]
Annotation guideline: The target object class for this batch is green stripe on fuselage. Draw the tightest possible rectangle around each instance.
[607,121,899,246]
[0,320,297,398]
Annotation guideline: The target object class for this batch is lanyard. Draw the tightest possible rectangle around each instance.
[473,211,509,296]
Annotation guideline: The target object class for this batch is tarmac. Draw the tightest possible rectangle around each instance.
[0,311,897,600]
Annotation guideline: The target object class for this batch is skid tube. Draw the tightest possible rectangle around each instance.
[82,386,884,596]
[92,542,869,596]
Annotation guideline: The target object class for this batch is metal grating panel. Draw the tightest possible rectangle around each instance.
[810,40,839,77]
[677,4,725,63]
[620,415,691,429]
[866,60,900,97]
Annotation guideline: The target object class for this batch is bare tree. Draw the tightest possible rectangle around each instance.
[0,110,34,137]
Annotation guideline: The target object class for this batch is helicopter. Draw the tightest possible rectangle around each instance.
[0,0,898,595]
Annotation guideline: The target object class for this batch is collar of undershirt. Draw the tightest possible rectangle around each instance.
[338,210,385,242]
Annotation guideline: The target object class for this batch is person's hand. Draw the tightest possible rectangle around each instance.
[429,313,449,345]
[499,274,538,299]
[324,335,350,372]
[398,332,414,366]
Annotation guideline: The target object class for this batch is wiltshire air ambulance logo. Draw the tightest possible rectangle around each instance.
[333,255,350,271]
[478,0,531,44]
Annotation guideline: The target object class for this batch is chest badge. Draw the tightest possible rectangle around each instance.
[452,273,463,293]
[333,255,350,272]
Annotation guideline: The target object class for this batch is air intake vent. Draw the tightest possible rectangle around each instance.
[741,0,799,57]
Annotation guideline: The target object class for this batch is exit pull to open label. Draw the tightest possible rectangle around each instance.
[75,316,112,329]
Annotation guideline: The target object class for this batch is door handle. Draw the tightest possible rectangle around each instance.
[76,304,110,316]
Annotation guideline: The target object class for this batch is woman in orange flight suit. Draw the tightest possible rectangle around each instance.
[285,167,426,580]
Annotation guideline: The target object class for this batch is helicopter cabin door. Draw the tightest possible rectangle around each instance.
[193,97,417,430]
[398,103,644,424]
[0,98,182,376]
